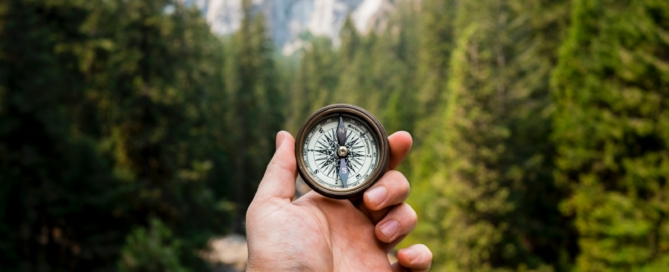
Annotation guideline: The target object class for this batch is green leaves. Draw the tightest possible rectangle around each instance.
[119,218,187,272]
[552,0,669,270]
[407,0,572,270]
[0,0,232,269]
[3,0,668,270]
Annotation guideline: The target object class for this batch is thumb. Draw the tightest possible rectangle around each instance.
[254,131,297,202]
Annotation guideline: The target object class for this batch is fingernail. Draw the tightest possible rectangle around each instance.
[379,220,399,241]
[402,247,417,261]
[275,131,285,150]
[366,186,387,207]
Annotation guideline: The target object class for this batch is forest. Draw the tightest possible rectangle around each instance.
[1,0,668,271]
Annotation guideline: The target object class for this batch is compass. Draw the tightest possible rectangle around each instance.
[295,104,390,199]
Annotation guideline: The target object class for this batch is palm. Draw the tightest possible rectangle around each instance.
[253,191,392,271]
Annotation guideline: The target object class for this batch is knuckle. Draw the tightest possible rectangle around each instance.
[385,170,404,181]
[420,244,434,263]
[383,170,410,198]
[399,176,410,196]
[392,171,409,187]
[265,158,296,177]
[264,164,287,180]
[265,159,282,174]
[400,203,418,223]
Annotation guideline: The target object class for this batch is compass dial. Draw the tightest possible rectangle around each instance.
[302,114,379,189]
[295,104,390,199]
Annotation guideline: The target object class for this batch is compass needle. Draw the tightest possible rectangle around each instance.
[339,158,349,188]
[335,115,350,187]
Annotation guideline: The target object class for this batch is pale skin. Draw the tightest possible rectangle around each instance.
[246,131,433,271]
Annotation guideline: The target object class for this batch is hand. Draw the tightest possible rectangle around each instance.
[246,131,432,271]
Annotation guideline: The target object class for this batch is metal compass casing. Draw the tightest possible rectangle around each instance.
[295,104,390,199]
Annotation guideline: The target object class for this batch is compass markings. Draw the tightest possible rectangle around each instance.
[304,116,379,188]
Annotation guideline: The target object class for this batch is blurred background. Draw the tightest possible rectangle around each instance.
[1,0,668,271]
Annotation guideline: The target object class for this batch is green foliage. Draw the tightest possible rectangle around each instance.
[3,0,668,270]
[0,0,129,269]
[285,4,421,138]
[0,0,263,269]
[414,0,456,125]
[552,0,669,270]
[223,0,284,232]
[407,0,458,233]
[119,218,187,272]
[408,0,572,270]
[286,36,340,133]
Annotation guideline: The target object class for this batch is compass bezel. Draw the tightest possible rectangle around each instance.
[295,104,390,199]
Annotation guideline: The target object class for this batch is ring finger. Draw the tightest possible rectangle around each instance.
[375,203,417,244]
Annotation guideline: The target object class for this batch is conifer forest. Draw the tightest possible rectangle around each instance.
[1,0,669,271]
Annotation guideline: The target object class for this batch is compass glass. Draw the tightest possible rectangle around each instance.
[302,114,380,190]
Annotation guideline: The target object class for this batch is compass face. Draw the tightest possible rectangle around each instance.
[302,114,380,190]
[295,104,390,199]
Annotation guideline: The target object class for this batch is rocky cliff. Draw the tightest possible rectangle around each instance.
[183,0,398,54]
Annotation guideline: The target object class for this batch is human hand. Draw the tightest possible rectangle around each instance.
[246,131,432,271]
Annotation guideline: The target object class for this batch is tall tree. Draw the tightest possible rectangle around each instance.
[408,0,458,200]
[224,0,283,233]
[408,0,571,270]
[0,0,231,269]
[285,37,339,133]
[412,0,457,138]
[0,0,126,269]
[339,15,360,69]
[380,4,421,135]
[335,18,371,108]
[97,1,230,266]
[552,0,669,270]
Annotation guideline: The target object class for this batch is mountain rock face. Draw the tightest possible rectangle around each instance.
[184,0,396,54]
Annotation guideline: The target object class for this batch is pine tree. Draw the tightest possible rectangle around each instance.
[408,0,458,207]
[552,0,669,270]
[0,0,126,269]
[339,15,360,69]
[412,0,457,137]
[381,12,419,135]
[224,0,283,233]
[409,0,571,270]
[335,18,370,108]
[286,36,339,133]
[0,0,232,269]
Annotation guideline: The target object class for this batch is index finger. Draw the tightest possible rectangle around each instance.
[387,131,412,170]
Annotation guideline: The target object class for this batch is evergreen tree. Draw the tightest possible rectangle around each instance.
[409,0,571,270]
[0,0,127,269]
[0,0,231,269]
[408,0,458,206]
[223,0,283,233]
[95,1,230,267]
[335,19,370,108]
[339,15,360,68]
[286,36,340,133]
[413,0,457,137]
[118,218,187,272]
[380,8,420,135]
[552,0,669,270]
